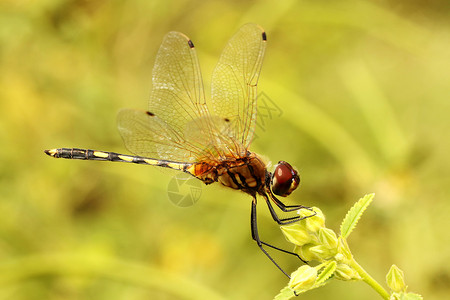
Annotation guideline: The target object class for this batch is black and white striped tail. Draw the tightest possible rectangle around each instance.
[44,148,191,171]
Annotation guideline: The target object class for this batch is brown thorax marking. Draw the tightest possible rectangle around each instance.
[186,152,267,194]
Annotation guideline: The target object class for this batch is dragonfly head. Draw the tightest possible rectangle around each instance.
[271,161,300,197]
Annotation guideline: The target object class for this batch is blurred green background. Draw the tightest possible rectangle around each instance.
[1,0,449,299]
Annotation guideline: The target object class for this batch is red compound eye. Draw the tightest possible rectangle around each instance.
[271,161,300,197]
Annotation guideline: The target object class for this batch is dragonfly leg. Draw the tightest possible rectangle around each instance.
[259,193,313,264]
[262,193,305,225]
[251,197,293,278]
[265,184,316,214]
[259,240,307,264]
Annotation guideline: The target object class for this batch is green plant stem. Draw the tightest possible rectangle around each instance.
[348,258,390,299]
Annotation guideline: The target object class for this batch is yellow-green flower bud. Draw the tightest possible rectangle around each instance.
[334,253,345,263]
[318,227,338,249]
[309,245,336,261]
[295,244,319,262]
[334,263,361,281]
[299,207,325,233]
[281,223,312,246]
[289,265,317,291]
[386,265,406,293]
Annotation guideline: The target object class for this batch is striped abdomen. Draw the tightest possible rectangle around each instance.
[44,148,192,171]
[45,148,268,194]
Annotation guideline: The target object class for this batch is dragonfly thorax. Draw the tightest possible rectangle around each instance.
[188,152,267,195]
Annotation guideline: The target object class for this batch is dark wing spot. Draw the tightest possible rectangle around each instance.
[224,118,230,122]
[188,40,194,48]
[262,32,267,41]
[146,111,155,116]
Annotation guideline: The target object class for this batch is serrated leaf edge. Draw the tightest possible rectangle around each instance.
[316,261,336,284]
[340,193,374,238]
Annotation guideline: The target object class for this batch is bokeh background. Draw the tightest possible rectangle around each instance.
[1,0,449,299]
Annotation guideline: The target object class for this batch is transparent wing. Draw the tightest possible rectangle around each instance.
[118,27,266,162]
[117,109,207,162]
[149,31,210,134]
[211,23,267,150]
[118,31,213,162]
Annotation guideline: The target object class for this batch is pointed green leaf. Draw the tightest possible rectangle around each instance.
[316,261,336,285]
[340,193,374,238]
[274,286,296,300]
[402,293,423,300]
[391,292,423,300]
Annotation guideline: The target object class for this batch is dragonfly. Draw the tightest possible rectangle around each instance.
[45,23,313,278]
